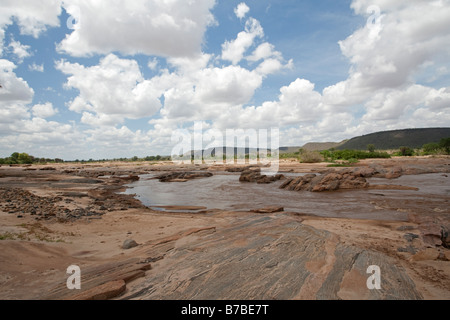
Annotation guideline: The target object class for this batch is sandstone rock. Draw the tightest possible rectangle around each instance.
[411,248,440,261]
[419,223,444,246]
[113,175,139,181]
[352,167,376,178]
[127,215,422,300]
[251,206,284,214]
[156,172,213,182]
[226,167,249,172]
[122,239,138,250]
[443,250,450,261]
[284,176,302,190]
[384,166,403,179]
[279,178,294,189]
[239,169,284,184]
[279,170,369,192]
[239,170,261,182]
[70,280,126,300]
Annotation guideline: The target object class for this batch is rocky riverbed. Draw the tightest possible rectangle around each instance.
[0,157,449,300]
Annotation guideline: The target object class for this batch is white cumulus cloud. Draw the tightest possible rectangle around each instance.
[32,102,57,118]
[56,54,163,126]
[234,3,250,20]
[57,0,216,58]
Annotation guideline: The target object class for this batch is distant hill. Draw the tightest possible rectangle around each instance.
[183,128,450,157]
[301,141,347,151]
[278,146,302,154]
[336,128,450,150]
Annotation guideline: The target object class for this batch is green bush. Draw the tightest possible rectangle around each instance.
[422,142,440,155]
[440,137,450,154]
[395,146,415,157]
[321,149,390,161]
[327,158,359,167]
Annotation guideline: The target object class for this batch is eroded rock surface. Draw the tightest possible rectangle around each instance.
[124,215,423,300]
[155,172,213,182]
[279,171,369,192]
[239,168,284,184]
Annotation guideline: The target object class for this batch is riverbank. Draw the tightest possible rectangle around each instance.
[0,157,449,299]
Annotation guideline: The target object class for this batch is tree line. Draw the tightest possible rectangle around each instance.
[0,152,171,164]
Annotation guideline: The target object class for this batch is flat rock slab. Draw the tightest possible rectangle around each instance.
[151,205,208,211]
[251,206,284,214]
[69,280,126,300]
[43,259,151,300]
[127,215,423,300]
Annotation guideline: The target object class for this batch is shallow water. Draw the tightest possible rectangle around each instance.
[123,172,449,221]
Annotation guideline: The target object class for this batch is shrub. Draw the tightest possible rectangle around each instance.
[327,158,359,167]
[299,151,324,163]
[422,142,440,154]
[320,149,390,161]
[367,144,375,152]
[398,146,414,156]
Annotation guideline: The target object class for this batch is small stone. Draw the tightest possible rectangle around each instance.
[403,233,419,242]
[122,239,138,249]
[397,245,417,254]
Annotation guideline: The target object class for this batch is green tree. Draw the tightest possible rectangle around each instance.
[10,152,19,161]
[367,144,375,152]
[422,142,440,154]
[18,153,33,164]
[439,137,450,154]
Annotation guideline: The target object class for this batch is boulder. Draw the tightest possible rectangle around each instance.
[419,223,444,246]
[278,170,370,193]
[279,178,294,189]
[239,169,284,184]
[339,176,369,189]
[352,167,376,178]
[384,166,403,179]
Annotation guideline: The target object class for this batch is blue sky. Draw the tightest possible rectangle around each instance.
[0,0,449,160]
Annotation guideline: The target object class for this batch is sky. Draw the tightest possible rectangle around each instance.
[0,0,449,160]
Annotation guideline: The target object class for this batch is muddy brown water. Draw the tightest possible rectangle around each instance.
[123,172,449,221]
